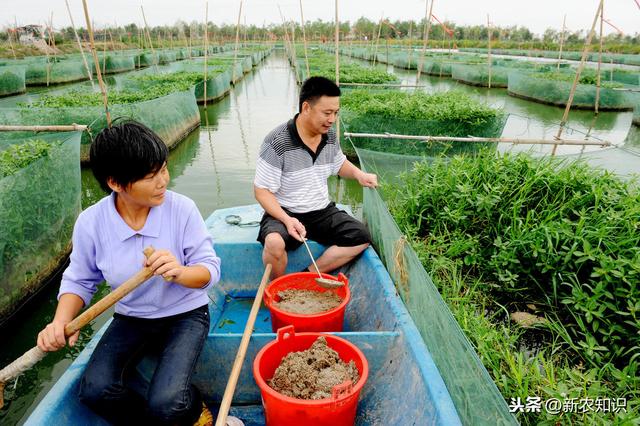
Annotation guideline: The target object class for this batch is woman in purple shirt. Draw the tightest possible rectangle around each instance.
[36,122,223,425]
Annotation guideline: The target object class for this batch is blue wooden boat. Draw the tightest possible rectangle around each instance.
[26,204,461,425]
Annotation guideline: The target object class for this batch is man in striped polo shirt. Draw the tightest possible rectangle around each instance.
[254,76,378,278]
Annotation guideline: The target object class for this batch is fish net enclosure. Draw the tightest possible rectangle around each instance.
[25,59,89,85]
[0,66,26,97]
[339,88,507,158]
[507,72,636,110]
[0,131,81,324]
[347,139,517,425]
[0,89,200,162]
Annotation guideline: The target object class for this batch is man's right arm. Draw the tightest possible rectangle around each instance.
[254,186,306,241]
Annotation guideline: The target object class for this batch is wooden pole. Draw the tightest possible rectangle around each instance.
[552,0,603,155]
[65,0,94,88]
[335,0,340,146]
[334,0,339,85]
[487,15,492,89]
[343,132,612,147]
[299,0,310,77]
[102,28,107,75]
[203,1,209,109]
[595,1,604,115]
[417,0,434,81]
[232,0,243,83]
[557,14,566,70]
[81,0,111,127]
[141,5,158,69]
[372,13,384,67]
[8,26,17,60]
[407,21,413,69]
[0,124,88,132]
[214,265,272,426]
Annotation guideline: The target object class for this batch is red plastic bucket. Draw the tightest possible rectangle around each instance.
[253,325,369,426]
[264,272,350,332]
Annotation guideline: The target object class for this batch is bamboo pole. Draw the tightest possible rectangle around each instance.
[552,0,603,155]
[343,132,612,147]
[417,0,434,81]
[372,13,384,67]
[407,21,413,69]
[81,0,111,127]
[65,0,94,88]
[557,14,566,70]
[44,19,51,87]
[487,15,492,89]
[102,28,107,75]
[214,265,272,426]
[595,1,604,115]
[232,0,243,83]
[0,124,88,132]
[141,5,158,69]
[8,25,17,60]
[203,1,208,109]
[334,0,339,85]
[299,0,310,77]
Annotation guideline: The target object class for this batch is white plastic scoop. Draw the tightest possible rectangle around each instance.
[301,238,345,289]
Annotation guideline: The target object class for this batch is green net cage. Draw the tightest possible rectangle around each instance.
[25,59,89,85]
[348,142,517,425]
[93,55,136,74]
[0,131,81,324]
[134,52,158,68]
[339,89,507,158]
[158,51,178,64]
[508,72,635,111]
[0,90,200,162]
[0,66,26,97]
[451,64,509,88]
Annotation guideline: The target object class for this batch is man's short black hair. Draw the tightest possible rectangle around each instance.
[90,120,168,193]
[299,76,341,112]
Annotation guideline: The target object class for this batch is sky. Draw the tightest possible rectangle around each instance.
[1,0,638,36]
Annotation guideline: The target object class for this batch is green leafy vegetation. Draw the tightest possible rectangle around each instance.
[0,139,55,178]
[535,71,625,88]
[387,152,639,424]
[342,90,500,123]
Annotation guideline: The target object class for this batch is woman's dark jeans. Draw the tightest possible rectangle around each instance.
[78,305,209,425]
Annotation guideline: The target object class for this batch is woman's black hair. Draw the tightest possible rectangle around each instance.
[298,76,341,112]
[90,120,168,193]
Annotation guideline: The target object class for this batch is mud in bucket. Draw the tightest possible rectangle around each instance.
[253,325,369,426]
[264,272,350,332]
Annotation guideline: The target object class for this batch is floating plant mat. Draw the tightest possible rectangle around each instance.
[268,336,359,400]
[273,289,342,314]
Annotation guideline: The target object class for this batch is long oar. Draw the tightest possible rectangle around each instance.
[215,264,272,426]
[0,247,157,409]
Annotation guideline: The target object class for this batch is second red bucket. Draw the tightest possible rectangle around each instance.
[263,272,350,332]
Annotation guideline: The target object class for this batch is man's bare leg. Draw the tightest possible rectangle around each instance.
[263,233,288,279]
[304,243,369,274]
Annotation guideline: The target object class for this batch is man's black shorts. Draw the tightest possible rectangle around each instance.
[257,202,371,251]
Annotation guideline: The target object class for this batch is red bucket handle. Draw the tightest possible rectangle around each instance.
[276,325,296,342]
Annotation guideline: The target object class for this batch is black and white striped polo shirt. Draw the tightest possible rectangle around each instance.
[254,115,346,213]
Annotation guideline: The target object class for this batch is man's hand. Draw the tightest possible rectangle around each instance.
[285,217,306,242]
[146,249,185,281]
[357,171,378,188]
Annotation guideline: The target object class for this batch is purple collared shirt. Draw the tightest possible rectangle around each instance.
[58,190,220,318]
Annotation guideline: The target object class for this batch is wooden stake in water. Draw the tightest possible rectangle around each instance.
[487,14,492,89]
[595,1,604,115]
[416,0,434,82]
[552,0,603,155]
[557,14,567,70]
[141,5,158,70]
[372,13,384,67]
[299,0,310,77]
[232,0,244,83]
[65,0,94,88]
[81,0,111,127]
[203,1,209,109]
[335,0,340,146]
